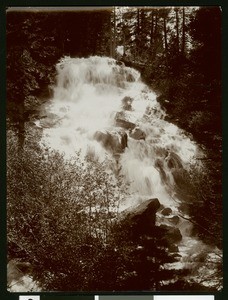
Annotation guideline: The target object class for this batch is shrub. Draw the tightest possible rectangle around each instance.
[7,128,127,290]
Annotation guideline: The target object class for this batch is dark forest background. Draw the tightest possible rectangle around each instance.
[6,7,222,291]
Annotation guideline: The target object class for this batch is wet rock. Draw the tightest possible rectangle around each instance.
[155,159,167,182]
[126,72,135,82]
[167,215,180,225]
[161,207,172,216]
[94,129,127,154]
[116,60,125,66]
[122,96,133,111]
[125,198,161,234]
[115,111,136,130]
[115,118,136,130]
[166,152,183,169]
[169,244,179,253]
[129,127,146,140]
[160,224,182,244]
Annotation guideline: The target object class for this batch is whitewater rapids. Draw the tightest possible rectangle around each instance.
[35,56,221,290]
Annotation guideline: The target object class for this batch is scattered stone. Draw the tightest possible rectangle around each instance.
[115,111,136,130]
[169,244,179,253]
[126,73,135,82]
[161,207,172,216]
[167,215,180,225]
[130,127,146,140]
[94,129,128,154]
[122,96,133,111]
[116,60,125,66]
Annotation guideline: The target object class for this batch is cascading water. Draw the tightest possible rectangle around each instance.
[36,56,221,289]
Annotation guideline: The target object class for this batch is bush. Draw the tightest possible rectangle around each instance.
[7,128,187,291]
[7,128,127,290]
[188,158,222,249]
[187,110,214,133]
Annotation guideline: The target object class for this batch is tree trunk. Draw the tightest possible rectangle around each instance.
[150,10,154,48]
[121,10,126,57]
[163,16,168,53]
[181,7,186,55]
[109,9,113,57]
[175,8,179,53]
[154,11,158,43]
[152,11,158,58]
[137,8,140,35]
[110,7,116,58]
[135,8,141,58]
[123,31,126,56]
[113,6,116,58]
[16,93,25,151]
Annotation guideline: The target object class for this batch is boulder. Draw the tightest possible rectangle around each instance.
[159,224,182,244]
[125,198,161,235]
[129,127,146,140]
[167,215,180,225]
[115,111,136,130]
[166,152,183,169]
[116,118,135,130]
[169,244,179,253]
[122,96,133,111]
[161,207,172,216]
[94,129,127,154]
[126,72,136,82]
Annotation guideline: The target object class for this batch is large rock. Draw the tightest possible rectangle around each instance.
[125,198,161,235]
[122,96,133,111]
[94,129,127,154]
[161,207,172,216]
[167,215,180,225]
[159,224,182,244]
[129,127,146,140]
[166,152,183,169]
[115,111,136,130]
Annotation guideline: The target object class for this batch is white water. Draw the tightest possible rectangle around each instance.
[36,56,221,289]
[39,56,198,207]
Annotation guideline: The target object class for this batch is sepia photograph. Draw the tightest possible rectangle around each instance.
[6,6,222,292]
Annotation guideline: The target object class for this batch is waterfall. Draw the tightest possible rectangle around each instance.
[39,56,199,207]
[36,56,221,289]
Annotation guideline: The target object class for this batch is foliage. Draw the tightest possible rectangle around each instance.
[7,128,126,291]
[7,128,187,291]
[132,6,222,158]
[188,158,222,249]
[114,7,221,144]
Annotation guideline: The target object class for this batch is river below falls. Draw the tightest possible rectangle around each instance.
[33,56,221,290]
